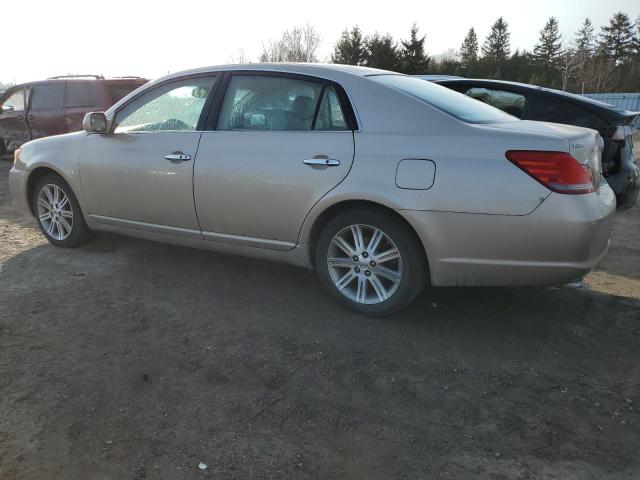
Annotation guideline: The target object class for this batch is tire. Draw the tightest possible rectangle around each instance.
[32,173,93,247]
[315,208,427,317]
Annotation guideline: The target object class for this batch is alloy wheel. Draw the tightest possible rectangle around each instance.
[37,184,74,241]
[327,224,403,304]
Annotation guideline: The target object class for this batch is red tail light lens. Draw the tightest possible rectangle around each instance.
[505,150,595,194]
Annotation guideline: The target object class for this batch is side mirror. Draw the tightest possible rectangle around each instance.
[1,105,14,113]
[82,112,109,133]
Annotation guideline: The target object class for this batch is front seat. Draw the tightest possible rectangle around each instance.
[289,96,314,130]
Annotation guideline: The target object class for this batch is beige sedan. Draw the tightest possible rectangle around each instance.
[9,64,615,315]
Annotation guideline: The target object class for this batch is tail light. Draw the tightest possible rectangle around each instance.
[505,150,595,194]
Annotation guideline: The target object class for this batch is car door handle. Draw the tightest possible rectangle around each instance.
[16,115,25,121]
[27,115,35,121]
[303,157,340,167]
[164,153,191,162]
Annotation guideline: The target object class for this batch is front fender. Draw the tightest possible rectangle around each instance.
[16,131,88,213]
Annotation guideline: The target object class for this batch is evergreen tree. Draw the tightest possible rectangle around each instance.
[534,17,563,67]
[597,12,636,64]
[572,19,595,94]
[574,18,595,57]
[505,49,534,83]
[331,26,366,65]
[635,16,640,58]
[364,33,400,71]
[398,24,430,74]
[459,28,479,73]
[482,17,511,63]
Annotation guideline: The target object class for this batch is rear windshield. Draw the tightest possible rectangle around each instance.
[370,75,517,124]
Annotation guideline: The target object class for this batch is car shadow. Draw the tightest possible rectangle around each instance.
[2,230,638,342]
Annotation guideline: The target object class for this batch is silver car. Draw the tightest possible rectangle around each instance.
[9,64,616,316]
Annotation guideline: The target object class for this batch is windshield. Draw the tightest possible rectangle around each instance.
[370,75,517,124]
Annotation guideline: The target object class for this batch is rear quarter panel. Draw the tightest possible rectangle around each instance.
[341,127,555,215]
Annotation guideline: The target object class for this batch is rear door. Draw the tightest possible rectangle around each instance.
[26,82,67,139]
[194,73,355,249]
[0,87,30,151]
[65,80,98,132]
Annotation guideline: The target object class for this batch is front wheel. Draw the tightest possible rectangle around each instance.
[315,208,427,317]
[32,174,92,247]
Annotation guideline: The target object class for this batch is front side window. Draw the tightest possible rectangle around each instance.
[218,76,323,131]
[465,87,526,118]
[1,88,26,112]
[370,75,517,124]
[114,77,216,133]
[30,84,64,110]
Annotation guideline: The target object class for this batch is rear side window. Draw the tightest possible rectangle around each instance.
[315,86,347,130]
[218,76,323,131]
[370,75,517,124]
[465,87,526,118]
[66,81,97,107]
[30,84,64,110]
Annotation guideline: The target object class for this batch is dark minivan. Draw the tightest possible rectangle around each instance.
[432,78,639,209]
[0,75,147,154]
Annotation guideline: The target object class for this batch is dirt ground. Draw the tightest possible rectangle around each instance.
[0,158,639,480]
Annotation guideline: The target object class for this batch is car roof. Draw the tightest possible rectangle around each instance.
[160,63,399,80]
[9,76,148,88]
[435,78,639,122]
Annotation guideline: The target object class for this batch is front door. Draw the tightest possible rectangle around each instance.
[79,76,218,235]
[0,87,30,152]
[194,74,355,249]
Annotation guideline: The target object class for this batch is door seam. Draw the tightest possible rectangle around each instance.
[192,131,206,238]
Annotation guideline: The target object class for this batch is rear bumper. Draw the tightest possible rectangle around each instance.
[8,167,31,216]
[401,183,616,287]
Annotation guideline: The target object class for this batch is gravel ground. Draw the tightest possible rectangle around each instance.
[0,158,639,479]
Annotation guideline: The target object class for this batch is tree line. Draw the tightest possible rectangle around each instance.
[3,13,638,95]
[259,12,640,94]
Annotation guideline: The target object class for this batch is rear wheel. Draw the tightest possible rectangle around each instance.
[315,208,427,316]
[32,174,92,247]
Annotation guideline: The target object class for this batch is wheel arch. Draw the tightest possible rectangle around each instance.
[305,199,431,279]
[26,166,70,217]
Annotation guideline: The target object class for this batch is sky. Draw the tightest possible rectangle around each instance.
[1,0,638,85]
